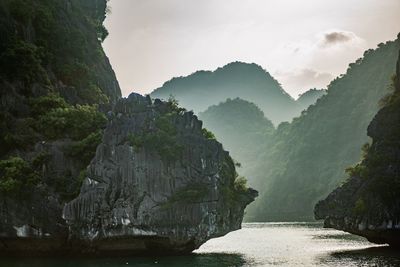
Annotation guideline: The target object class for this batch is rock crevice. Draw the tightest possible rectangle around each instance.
[62,93,257,254]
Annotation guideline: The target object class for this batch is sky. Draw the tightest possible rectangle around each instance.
[103,0,400,99]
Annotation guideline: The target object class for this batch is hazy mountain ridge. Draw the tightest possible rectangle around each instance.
[199,98,275,186]
[315,46,400,246]
[296,89,327,111]
[247,37,400,221]
[151,62,301,125]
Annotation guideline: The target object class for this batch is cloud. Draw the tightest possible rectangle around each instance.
[318,30,364,48]
[275,68,334,97]
[270,30,367,94]
[324,32,352,43]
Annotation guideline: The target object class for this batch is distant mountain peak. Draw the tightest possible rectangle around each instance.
[216,61,266,72]
[151,61,300,124]
[296,88,327,110]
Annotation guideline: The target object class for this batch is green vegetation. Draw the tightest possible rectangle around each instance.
[7,93,107,143]
[201,128,216,140]
[353,198,366,215]
[1,94,106,157]
[0,40,47,84]
[0,93,106,199]
[128,112,183,161]
[219,156,250,205]
[345,164,368,179]
[36,103,107,140]
[95,21,109,42]
[0,0,119,206]
[247,38,399,221]
[379,75,400,107]
[234,176,248,193]
[361,143,371,159]
[9,0,34,23]
[166,95,186,114]
[296,89,327,111]
[66,131,103,165]
[47,169,88,202]
[30,93,68,115]
[0,157,39,194]
[0,0,117,103]
[32,151,51,168]
[0,115,38,152]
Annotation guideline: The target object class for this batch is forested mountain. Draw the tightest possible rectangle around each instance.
[199,98,274,185]
[0,0,121,158]
[151,62,300,124]
[0,0,121,247]
[315,47,400,246]
[0,0,256,254]
[247,37,400,221]
[296,89,326,111]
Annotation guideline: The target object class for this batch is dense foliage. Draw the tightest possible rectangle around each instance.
[1,93,106,201]
[0,0,118,104]
[66,131,103,164]
[248,38,400,221]
[219,155,252,206]
[0,157,39,194]
[358,71,400,209]
[0,0,119,202]
[36,102,107,140]
[315,48,400,232]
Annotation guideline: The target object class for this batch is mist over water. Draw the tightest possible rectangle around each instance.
[2,223,399,267]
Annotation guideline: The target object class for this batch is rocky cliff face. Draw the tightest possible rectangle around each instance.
[0,0,256,253]
[315,48,400,246]
[0,0,120,255]
[0,93,257,255]
[61,93,257,254]
[0,0,121,106]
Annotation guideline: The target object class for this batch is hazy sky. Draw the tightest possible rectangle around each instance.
[103,0,399,98]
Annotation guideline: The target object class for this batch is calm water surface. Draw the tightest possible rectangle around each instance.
[1,222,400,267]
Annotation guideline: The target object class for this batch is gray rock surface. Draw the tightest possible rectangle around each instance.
[0,94,257,255]
[62,93,257,254]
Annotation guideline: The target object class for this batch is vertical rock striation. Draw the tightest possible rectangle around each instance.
[63,93,258,254]
[0,0,119,255]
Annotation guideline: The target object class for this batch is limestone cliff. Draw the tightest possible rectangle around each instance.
[63,93,257,254]
[315,48,400,246]
[0,0,118,254]
[0,0,256,255]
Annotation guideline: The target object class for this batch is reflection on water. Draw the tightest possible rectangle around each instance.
[1,223,399,267]
[195,222,400,266]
